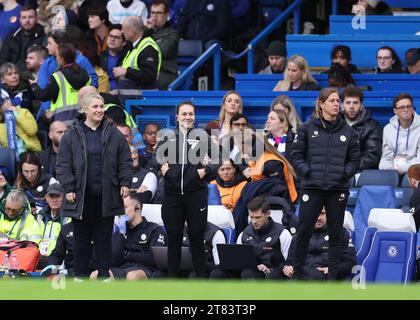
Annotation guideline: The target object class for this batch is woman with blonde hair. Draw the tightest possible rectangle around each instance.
[273,55,319,92]
[233,132,298,234]
[205,91,243,139]
[271,94,302,133]
[56,92,132,280]
[242,132,297,203]
[265,110,294,159]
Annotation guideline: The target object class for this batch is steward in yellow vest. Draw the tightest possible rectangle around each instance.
[114,17,162,97]
[30,43,90,125]
[0,190,41,244]
[35,183,71,257]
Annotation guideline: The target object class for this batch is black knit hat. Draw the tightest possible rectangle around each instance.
[267,41,287,57]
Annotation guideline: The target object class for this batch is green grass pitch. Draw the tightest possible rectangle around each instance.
[1,278,419,300]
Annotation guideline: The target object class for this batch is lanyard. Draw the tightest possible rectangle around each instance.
[8,219,21,238]
[394,124,410,156]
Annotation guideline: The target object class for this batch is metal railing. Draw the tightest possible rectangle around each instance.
[247,0,305,73]
[168,43,221,91]
[168,0,306,90]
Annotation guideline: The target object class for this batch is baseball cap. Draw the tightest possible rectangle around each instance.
[267,41,287,58]
[47,183,64,196]
[405,48,420,66]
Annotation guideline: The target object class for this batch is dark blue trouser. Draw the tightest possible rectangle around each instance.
[293,189,348,280]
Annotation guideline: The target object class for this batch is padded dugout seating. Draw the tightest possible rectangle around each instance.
[359,210,417,284]
[140,204,236,243]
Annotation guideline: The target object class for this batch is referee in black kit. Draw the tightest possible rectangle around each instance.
[291,88,360,280]
[154,101,219,278]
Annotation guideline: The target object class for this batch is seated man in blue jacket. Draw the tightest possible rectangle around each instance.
[282,207,356,280]
[90,192,166,280]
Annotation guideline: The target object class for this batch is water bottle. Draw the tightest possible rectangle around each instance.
[10,254,19,271]
[3,253,10,271]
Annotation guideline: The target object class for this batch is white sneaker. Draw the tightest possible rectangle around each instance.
[73,277,84,282]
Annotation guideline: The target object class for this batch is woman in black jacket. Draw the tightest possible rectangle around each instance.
[155,101,218,278]
[56,92,132,279]
[291,88,360,280]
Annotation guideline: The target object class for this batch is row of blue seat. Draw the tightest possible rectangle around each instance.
[126,90,420,130]
[330,15,420,35]
[286,34,419,68]
[235,74,420,92]
[347,170,412,209]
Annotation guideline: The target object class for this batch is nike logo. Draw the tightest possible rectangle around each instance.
[200,207,206,212]
[311,134,318,138]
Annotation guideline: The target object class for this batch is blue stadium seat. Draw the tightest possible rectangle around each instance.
[394,187,413,208]
[361,231,417,284]
[178,39,203,72]
[257,0,285,25]
[235,74,420,92]
[355,169,400,187]
[0,147,16,183]
[125,90,420,128]
[286,34,419,68]
[208,184,222,205]
[356,208,416,282]
[208,205,236,243]
[356,226,377,265]
[343,210,355,241]
[383,0,420,8]
[330,15,420,35]
[353,186,398,251]
[221,228,236,244]
[400,173,410,188]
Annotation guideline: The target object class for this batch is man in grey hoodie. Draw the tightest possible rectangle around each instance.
[379,93,420,174]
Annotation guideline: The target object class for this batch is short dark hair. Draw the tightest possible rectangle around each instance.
[152,0,170,12]
[393,93,413,109]
[331,45,351,61]
[109,24,122,32]
[341,86,364,103]
[49,29,71,46]
[57,43,76,64]
[247,197,270,214]
[144,122,161,134]
[129,191,144,211]
[230,113,249,126]
[108,24,125,42]
[87,4,109,25]
[20,4,37,15]
[176,100,195,115]
[327,62,354,87]
[27,45,48,60]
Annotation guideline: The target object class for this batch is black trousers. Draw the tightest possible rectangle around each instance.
[209,266,285,280]
[73,196,114,278]
[161,189,208,278]
[293,189,348,280]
